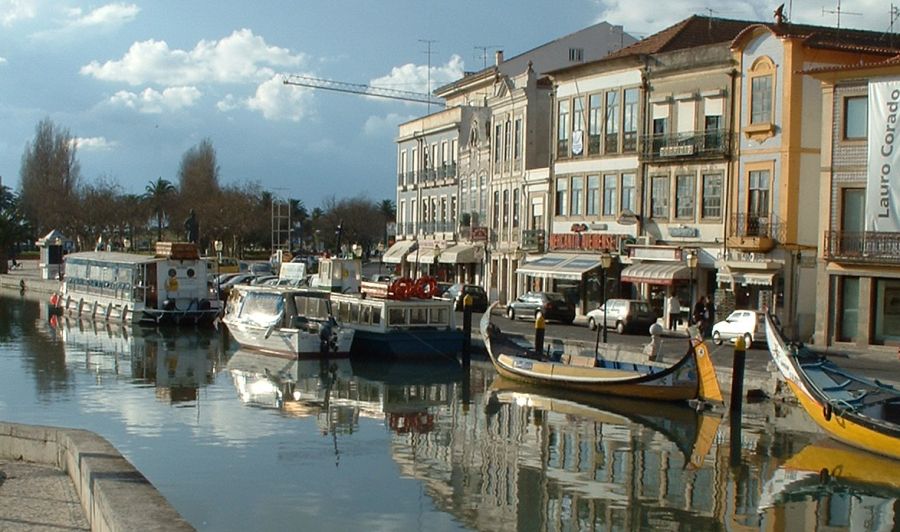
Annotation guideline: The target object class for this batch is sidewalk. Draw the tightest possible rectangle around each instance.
[0,460,90,531]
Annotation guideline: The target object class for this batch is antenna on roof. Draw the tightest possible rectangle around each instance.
[474,45,503,69]
[419,39,437,114]
[822,0,861,30]
[888,4,900,47]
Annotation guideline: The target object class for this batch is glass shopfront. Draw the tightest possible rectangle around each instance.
[874,278,900,345]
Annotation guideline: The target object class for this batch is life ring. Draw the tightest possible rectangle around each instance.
[389,277,414,300]
[414,276,437,299]
[823,402,833,422]
[50,293,60,307]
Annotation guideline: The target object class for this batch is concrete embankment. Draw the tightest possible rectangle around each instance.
[0,422,194,532]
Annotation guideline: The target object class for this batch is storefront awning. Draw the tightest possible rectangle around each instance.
[438,244,479,264]
[620,262,691,286]
[716,271,776,286]
[408,248,438,264]
[381,240,417,264]
[516,254,604,281]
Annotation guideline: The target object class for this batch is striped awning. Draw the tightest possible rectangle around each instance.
[620,262,691,286]
[716,271,776,286]
[381,240,417,264]
[438,244,479,264]
[516,254,606,281]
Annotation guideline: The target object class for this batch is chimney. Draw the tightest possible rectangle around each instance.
[495,50,504,66]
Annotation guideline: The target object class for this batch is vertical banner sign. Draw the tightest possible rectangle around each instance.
[867,78,900,231]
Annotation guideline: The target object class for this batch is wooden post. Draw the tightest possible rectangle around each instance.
[461,294,472,368]
[730,335,747,415]
[534,314,546,358]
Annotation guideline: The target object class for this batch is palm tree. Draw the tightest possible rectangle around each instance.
[378,199,396,248]
[144,178,176,243]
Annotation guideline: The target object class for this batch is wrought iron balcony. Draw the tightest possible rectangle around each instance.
[727,213,785,252]
[640,129,732,161]
[824,231,900,263]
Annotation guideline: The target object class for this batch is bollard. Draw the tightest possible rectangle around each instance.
[534,314,546,358]
[730,335,747,415]
[461,294,472,368]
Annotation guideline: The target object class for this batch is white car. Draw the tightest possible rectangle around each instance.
[711,310,766,346]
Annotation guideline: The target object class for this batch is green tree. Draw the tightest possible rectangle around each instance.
[0,185,30,273]
[19,118,81,236]
[144,177,176,243]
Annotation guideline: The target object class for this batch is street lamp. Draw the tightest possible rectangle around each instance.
[686,250,698,324]
[594,251,614,351]
[214,240,223,296]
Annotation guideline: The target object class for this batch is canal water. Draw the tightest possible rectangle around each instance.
[0,290,897,531]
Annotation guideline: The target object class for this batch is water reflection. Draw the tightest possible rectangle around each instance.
[1,291,897,531]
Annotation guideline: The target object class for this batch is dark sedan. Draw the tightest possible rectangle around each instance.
[506,291,575,324]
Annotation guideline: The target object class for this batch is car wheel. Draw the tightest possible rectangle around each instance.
[743,333,753,348]
[588,317,597,330]
[713,331,723,345]
[616,321,625,335]
[506,307,515,320]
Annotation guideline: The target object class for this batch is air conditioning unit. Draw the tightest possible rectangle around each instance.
[636,235,656,246]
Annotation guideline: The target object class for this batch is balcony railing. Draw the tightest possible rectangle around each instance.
[727,213,785,252]
[640,129,732,161]
[824,231,900,263]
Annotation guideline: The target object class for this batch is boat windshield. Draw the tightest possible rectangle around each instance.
[239,292,284,324]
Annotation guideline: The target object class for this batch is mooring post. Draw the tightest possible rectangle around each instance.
[461,294,472,369]
[535,314,546,358]
[730,336,746,415]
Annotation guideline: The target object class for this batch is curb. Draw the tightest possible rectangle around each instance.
[0,422,194,532]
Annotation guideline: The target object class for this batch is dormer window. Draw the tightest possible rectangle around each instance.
[569,48,584,62]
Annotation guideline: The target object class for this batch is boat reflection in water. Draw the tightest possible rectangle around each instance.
[225,349,463,437]
[758,438,900,530]
[51,316,221,402]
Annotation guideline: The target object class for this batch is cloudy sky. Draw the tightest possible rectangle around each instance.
[0,0,889,208]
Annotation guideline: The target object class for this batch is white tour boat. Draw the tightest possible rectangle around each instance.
[53,242,220,325]
[222,285,354,358]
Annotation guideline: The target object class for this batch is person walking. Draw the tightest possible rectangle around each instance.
[666,294,681,331]
[704,295,716,337]
[693,296,708,334]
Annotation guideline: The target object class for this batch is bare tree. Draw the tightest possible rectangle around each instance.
[175,139,221,247]
[19,118,81,236]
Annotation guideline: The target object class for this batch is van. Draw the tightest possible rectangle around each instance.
[585,299,657,334]
[206,256,240,274]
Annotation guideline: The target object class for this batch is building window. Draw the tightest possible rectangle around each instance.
[460,178,467,215]
[555,179,568,216]
[623,88,638,152]
[605,91,619,153]
[748,169,770,219]
[557,100,569,156]
[675,174,695,219]
[494,123,502,163]
[874,278,900,344]
[479,174,487,222]
[502,189,510,225]
[843,96,868,140]
[514,118,523,159]
[651,176,669,219]
[513,189,520,228]
[839,276,860,342]
[588,94,602,154]
[586,175,600,216]
[701,173,722,219]
[621,173,635,213]
[569,47,584,62]
[469,175,477,213]
[504,119,512,161]
[492,190,500,228]
[571,176,584,216]
[603,174,617,217]
[751,75,773,124]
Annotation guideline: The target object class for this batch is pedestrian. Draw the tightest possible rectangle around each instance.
[666,293,681,331]
[693,296,708,332]
[704,295,716,337]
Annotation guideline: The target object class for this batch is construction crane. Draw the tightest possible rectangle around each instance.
[282,74,445,107]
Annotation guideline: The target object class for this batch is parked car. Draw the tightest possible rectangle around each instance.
[506,291,575,324]
[585,299,657,335]
[711,310,766,346]
[217,273,256,298]
[443,283,489,312]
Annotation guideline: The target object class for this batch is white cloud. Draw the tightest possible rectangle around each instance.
[363,113,417,137]
[72,137,117,151]
[65,3,139,30]
[245,76,314,121]
[368,55,465,99]
[216,94,241,112]
[108,86,202,113]
[0,0,37,27]
[81,28,305,87]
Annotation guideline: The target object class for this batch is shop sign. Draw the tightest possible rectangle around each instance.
[668,226,698,238]
[550,232,621,251]
[470,227,488,242]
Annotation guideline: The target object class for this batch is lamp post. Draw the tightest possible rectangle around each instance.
[686,250,698,324]
[214,240,223,296]
[594,251,614,351]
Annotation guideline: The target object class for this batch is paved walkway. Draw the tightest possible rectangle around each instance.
[0,460,89,531]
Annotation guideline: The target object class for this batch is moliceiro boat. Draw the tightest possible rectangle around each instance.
[764,312,900,460]
[222,285,354,358]
[53,242,220,325]
[480,303,722,403]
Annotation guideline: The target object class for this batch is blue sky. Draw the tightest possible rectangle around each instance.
[0,0,888,208]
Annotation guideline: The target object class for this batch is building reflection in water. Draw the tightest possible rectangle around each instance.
[51,315,220,403]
